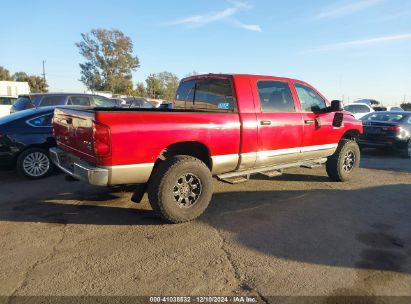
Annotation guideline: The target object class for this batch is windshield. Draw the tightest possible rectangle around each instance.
[361,112,405,122]
[12,96,34,110]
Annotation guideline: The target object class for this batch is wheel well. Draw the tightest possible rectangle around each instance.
[155,141,212,170]
[341,130,360,142]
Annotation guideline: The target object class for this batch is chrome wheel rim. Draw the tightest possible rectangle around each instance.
[343,150,356,173]
[23,152,50,177]
[173,173,202,208]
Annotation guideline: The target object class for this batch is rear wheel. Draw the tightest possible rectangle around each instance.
[16,148,54,179]
[147,155,213,223]
[326,139,360,182]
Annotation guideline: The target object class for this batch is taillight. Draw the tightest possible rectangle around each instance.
[93,121,111,157]
[382,125,401,131]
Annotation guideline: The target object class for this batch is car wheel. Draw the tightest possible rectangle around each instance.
[147,155,213,223]
[16,148,54,179]
[326,139,360,182]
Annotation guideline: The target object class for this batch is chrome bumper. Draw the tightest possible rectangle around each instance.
[49,147,109,186]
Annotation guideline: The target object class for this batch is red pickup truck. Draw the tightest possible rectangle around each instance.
[50,74,362,223]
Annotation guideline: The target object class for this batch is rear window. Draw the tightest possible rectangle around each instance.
[12,96,33,110]
[39,96,66,107]
[361,113,405,122]
[174,78,235,112]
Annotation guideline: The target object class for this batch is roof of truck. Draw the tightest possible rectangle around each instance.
[182,73,308,84]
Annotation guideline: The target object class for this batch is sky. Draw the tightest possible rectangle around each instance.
[2,0,411,104]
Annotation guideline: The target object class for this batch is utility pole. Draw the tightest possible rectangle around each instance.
[42,60,46,81]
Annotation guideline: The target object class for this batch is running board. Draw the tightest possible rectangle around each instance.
[217,158,327,183]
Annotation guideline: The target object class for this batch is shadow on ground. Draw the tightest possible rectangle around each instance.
[1,181,410,275]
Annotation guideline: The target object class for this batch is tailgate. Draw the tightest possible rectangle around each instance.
[53,108,96,160]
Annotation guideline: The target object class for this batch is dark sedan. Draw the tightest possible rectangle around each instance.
[359,111,411,158]
[0,107,60,178]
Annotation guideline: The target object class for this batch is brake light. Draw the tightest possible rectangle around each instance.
[382,126,401,131]
[93,121,111,157]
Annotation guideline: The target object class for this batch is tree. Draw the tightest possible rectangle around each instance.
[76,28,140,94]
[133,82,147,97]
[0,66,13,81]
[13,72,48,92]
[145,71,179,100]
[401,103,411,111]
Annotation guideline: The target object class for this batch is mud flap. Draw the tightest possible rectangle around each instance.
[131,183,148,203]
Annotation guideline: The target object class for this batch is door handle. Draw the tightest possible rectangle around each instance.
[260,120,272,126]
[304,119,314,125]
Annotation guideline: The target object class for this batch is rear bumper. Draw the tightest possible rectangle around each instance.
[49,147,109,186]
[49,147,154,186]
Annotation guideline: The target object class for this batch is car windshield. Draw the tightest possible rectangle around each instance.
[361,112,405,122]
[12,96,33,110]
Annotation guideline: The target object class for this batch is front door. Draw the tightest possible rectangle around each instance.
[293,82,342,160]
[253,80,303,167]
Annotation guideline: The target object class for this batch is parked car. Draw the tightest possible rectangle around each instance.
[0,96,17,118]
[343,103,375,119]
[50,73,363,223]
[373,106,404,112]
[353,99,380,106]
[0,106,89,178]
[10,93,116,113]
[359,111,411,158]
[123,97,156,108]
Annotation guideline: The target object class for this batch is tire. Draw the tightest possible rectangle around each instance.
[147,155,213,223]
[16,148,54,179]
[401,140,411,158]
[326,139,360,182]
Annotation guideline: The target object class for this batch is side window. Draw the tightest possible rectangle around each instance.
[93,96,115,107]
[68,96,91,106]
[39,96,66,107]
[294,83,327,112]
[257,81,295,112]
[174,78,235,111]
[174,80,196,108]
[27,114,53,127]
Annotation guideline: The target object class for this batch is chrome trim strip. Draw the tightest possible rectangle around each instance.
[300,143,338,153]
[257,147,300,158]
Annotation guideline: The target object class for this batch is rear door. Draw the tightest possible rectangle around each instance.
[293,82,341,159]
[253,79,303,167]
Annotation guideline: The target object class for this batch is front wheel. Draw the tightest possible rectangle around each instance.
[16,148,54,179]
[326,139,360,182]
[147,155,213,223]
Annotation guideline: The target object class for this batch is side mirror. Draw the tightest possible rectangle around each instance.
[331,100,343,112]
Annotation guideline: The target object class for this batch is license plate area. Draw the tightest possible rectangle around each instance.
[364,127,381,135]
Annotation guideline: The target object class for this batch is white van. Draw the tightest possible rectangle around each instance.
[0,96,17,118]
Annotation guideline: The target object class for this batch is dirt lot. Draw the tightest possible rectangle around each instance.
[0,149,410,300]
